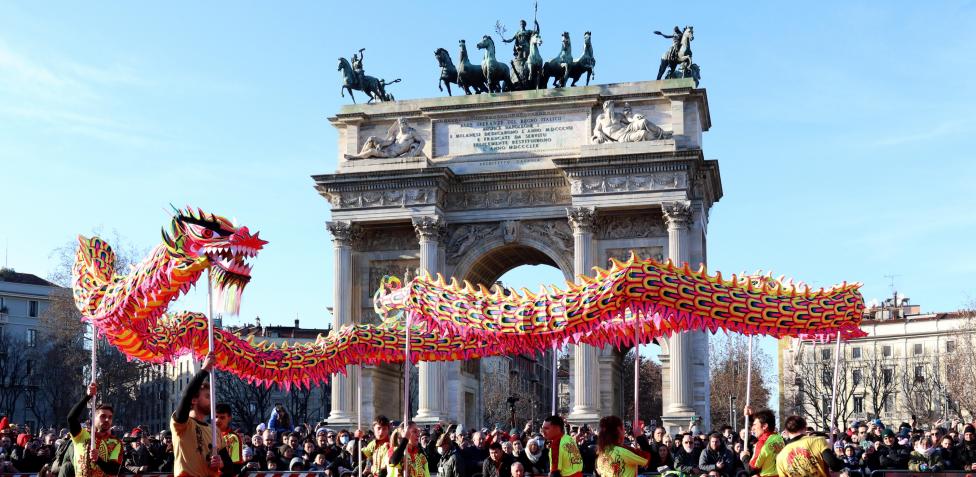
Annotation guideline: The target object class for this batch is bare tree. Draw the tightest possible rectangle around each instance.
[899,353,949,426]
[0,336,31,418]
[944,315,976,418]
[859,348,897,418]
[481,357,510,427]
[621,348,663,427]
[216,371,275,430]
[709,335,771,428]
[784,345,858,431]
[286,385,313,426]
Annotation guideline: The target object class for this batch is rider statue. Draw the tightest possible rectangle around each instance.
[350,48,366,88]
[591,100,669,144]
[345,118,425,160]
[501,18,540,60]
[653,27,682,80]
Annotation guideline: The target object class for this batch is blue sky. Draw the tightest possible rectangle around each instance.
[3,0,975,387]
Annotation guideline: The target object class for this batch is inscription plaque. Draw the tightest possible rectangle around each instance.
[435,109,587,157]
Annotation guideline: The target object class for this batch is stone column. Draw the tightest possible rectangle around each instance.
[327,221,357,425]
[413,215,447,424]
[566,207,601,424]
[661,202,696,431]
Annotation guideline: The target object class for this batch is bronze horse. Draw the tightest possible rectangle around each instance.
[337,57,400,103]
[435,47,487,95]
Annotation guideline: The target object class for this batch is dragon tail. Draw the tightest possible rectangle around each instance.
[72,235,116,316]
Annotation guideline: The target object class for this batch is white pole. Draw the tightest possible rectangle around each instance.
[743,335,753,434]
[90,326,98,453]
[551,348,557,415]
[633,316,641,433]
[357,363,363,477]
[829,331,842,444]
[207,270,218,447]
[403,312,411,477]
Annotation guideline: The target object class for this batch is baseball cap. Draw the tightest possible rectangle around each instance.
[883,429,895,438]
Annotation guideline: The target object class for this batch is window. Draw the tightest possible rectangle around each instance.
[913,343,923,356]
[822,369,833,386]
[882,345,892,358]
[28,300,38,317]
[26,329,36,348]
[822,397,832,413]
[883,394,893,413]
[914,365,925,382]
[883,367,894,386]
[821,348,832,360]
[852,369,862,386]
[851,347,862,359]
[794,392,803,408]
[947,340,956,353]
[26,360,33,376]
[854,396,864,414]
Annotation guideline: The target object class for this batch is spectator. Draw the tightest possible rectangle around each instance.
[958,425,976,471]
[909,437,945,472]
[936,435,957,470]
[654,444,674,473]
[521,437,548,475]
[123,429,153,474]
[673,433,701,475]
[267,404,292,435]
[482,442,515,477]
[437,430,462,477]
[511,461,526,477]
[698,433,733,477]
[877,429,910,470]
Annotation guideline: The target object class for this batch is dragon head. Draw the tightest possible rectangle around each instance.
[163,207,267,314]
[373,275,410,322]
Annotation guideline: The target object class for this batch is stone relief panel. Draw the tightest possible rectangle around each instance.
[605,246,664,263]
[570,172,687,195]
[445,186,570,211]
[360,227,419,251]
[445,223,499,264]
[596,215,666,240]
[520,219,574,257]
[444,219,573,267]
[328,187,437,210]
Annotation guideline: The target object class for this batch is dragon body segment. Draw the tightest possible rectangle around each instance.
[73,207,864,388]
[374,256,866,344]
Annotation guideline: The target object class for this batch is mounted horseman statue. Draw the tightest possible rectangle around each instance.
[338,47,401,103]
[653,25,700,85]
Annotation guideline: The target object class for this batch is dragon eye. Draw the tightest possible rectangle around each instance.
[202,229,214,239]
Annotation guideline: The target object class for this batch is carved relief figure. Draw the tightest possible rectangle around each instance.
[346,118,425,160]
[591,100,671,144]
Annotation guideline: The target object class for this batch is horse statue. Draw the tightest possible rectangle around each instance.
[655,26,700,85]
[337,57,400,103]
[457,40,489,95]
[434,48,460,96]
[543,32,574,88]
[526,32,545,89]
[476,35,509,93]
[563,31,595,87]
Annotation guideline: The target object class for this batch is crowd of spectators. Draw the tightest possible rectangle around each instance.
[3,404,976,476]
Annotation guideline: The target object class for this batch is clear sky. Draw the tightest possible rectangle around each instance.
[3,0,975,390]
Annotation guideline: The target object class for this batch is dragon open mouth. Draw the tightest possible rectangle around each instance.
[206,245,259,315]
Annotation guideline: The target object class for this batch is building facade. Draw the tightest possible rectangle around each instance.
[133,319,332,432]
[0,268,60,429]
[780,295,976,430]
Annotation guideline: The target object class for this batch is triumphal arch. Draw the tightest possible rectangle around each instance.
[313,78,722,431]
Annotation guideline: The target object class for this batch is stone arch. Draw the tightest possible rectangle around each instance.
[453,233,574,286]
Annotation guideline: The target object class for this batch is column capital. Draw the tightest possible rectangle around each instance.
[326,221,360,246]
[662,202,693,230]
[412,215,444,243]
[566,207,597,234]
